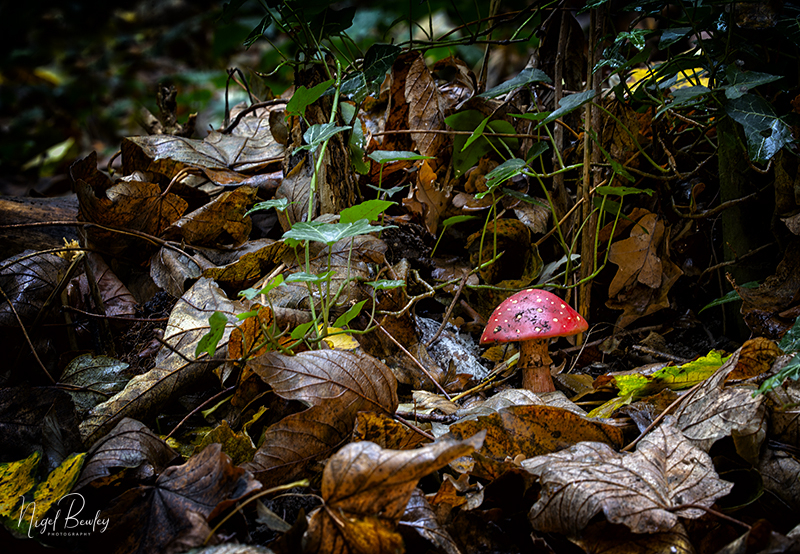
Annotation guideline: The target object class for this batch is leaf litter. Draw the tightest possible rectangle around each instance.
[1,7,800,554]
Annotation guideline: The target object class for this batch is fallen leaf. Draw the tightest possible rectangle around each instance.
[405,54,447,158]
[400,488,462,554]
[727,336,781,380]
[731,242,800,338]
[758,448,800,512]
[608,212,664,296]
[352,412,429,450]
[99,443,261,554]
[245,350,398,485]
[0,451,85,538]
[163,186,257,247]
[403,159,449,235]
[570,520,694,554]
[79,278,240,446]
[71,152,187,257]
[0,251,70,330]
[74,418,179,491]
[523,419,733,536]
[672,346,767,465]
[303,433,485,554]
[447,405,624,479]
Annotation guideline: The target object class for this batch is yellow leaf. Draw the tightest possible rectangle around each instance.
[321,326,360,350]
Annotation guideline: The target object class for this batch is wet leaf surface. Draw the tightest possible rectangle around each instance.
[523,420,733,536]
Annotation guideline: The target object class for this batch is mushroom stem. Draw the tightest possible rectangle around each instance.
[519,338,555,393]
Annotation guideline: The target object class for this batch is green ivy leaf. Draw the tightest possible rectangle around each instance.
[367,279,405,290]
[723,66,782,100]
[286,79,335,120]
[340,199,394,224]
[659,27,692,48]
[541,90,596,125]
[295,123,351,152]
[283,219,386,244]
[245,198,292,216]
[698,281,759,314]
[596,185,654,197]
[476,158,527,199]
[239,274,285,300]
[333,299,368,328]
[195,311,228,358]
[243,14,273,48]
[286,270,336,285]
[368,150,432,164]
[726,94,792,163]
[445,111,518,176]
[478,67,552,98]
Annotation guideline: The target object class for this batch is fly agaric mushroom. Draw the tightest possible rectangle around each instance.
[480,289,587,393]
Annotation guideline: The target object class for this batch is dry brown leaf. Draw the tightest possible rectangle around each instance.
[99,443,261,554]
[758,448,800,512]
[302,433,485,554]
[244,350,399,485]
[571,520,694,554]
[765,377,800,446]
[201,240,289,290]
[608,212,664,296]
[446,405,624,479]
[400,488,463,554]
[162,186,257,247]
[403,159,449,235]
[276,154,316,229]
[0,250,70,329]
[672,346,767,465]
[123,124,283,174]
[74,418,180,491]
[79,278,240,446]
[523,419,733,536]
[405,54,447,158]
[352,412,430,450]
[731,241,800,338]
[727,336,781,381]
[72,152,187,257]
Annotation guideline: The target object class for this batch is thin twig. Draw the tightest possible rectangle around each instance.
[621,380,704,452]
[371,129,552,140]
[697,242,776,282]
[671,503,751,530]
[0,285,55,383]
[220,99,288,134]
[425,272,469,348]
[376,321,452,400]
[63,306,169,322]
[393,413,436,440]
[165,385,236,440]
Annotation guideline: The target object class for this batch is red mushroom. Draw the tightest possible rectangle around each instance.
[480,289,588,393]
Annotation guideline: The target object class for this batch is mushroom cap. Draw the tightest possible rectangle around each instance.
[480,289,588,344]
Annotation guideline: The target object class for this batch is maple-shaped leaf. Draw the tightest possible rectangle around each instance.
[672,343,767,465]
[98,443,261,554]
[608,212,664,296]
[303,433,485,554]
[523,419,732,536]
